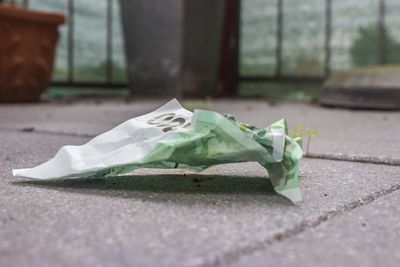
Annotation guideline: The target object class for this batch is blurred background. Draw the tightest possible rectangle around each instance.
[1,0,400,103]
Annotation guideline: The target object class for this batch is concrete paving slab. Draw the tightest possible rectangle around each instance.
[231,190,400,267]
[1,129,400,266]
[214,100,400,164]
[0,100,165,136]
[0,99,399,161]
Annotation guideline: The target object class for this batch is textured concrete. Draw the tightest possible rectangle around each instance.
[0,100,165,136]
[0,99,399,161]
[1,129,400,267]
[231,190,400,267]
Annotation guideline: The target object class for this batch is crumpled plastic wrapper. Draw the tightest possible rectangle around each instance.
[13,99,303,203]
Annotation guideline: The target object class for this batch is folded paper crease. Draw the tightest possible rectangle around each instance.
[13,99,303,203]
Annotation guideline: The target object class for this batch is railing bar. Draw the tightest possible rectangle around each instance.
[51,81,127,88]
[275,0,283,77]
[23,0,28,8]
[106,0,113,83]
[378,0,386,64]
[324,0,332,77]
[239,75,324,83]
[233,0,241,93]
[67,0,75,83]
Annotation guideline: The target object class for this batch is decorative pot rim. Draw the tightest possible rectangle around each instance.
[0,5,65,25]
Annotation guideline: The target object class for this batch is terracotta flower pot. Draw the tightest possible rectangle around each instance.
[0,5,64,102]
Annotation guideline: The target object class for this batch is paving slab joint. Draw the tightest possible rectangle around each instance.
[305,152,400,167]
[203,183,400,267]
[1,127,399,167]
[2,126,400,167]
[0,126,95,138]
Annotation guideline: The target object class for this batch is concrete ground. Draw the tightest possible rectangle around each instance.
[0,98,399,267]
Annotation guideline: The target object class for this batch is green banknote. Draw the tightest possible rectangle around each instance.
[13,99,303,203]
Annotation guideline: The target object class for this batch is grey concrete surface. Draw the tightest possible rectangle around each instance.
[1,129,400,267]
[0,100,165,136]
[231,190,400,267]
[0,99,399,161]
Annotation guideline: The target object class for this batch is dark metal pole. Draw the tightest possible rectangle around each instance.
[378,0,386,64]
[275,0,283,77]
[22,0,28,8]
[218,0,240,96]
[324,0,332,77]
[106,0,113,83]
[67,0,75,83]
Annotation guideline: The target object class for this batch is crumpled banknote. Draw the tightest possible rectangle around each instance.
[13,99,303,203]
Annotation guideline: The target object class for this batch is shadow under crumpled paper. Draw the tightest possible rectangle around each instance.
[12,173,293,205]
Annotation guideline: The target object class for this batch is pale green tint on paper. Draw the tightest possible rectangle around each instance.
[13,99,303,204]
[96,109,303,203]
